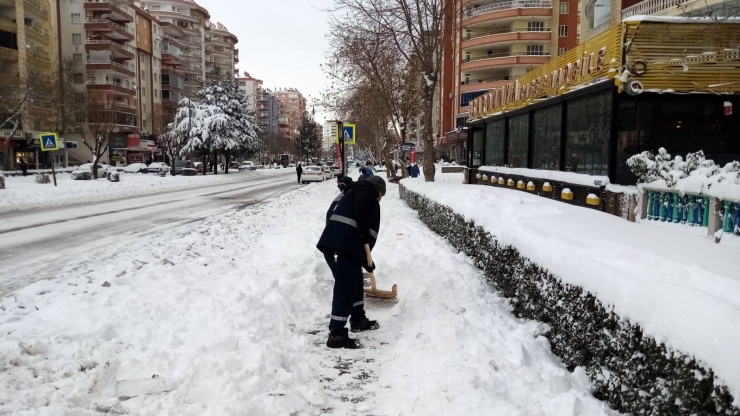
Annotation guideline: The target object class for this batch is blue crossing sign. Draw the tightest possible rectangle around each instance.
[40,132,59,152]
[336,123,356,145]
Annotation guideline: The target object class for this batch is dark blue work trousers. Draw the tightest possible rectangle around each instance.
[323,251,365,331]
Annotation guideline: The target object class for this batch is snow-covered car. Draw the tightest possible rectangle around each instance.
[301,166,325,184]
[321,165,334,179]
[374,166,387,173]
[146,162,169,174]
[124,163,148,174]
[241,161,255,169]
[288,163,296,168]
[73,163,111,179]
[173,160,193,175]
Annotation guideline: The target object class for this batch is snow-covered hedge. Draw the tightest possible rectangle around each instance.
[628,149,740,201]
[399,183,739,415]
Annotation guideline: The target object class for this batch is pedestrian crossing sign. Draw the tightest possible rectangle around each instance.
[336,123,356,145]
[40,132,59,152]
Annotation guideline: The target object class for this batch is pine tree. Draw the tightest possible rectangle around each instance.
[295,112,322,163]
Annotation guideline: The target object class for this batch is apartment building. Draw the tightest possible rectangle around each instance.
[438,0,580,147]
[205,21,237,81]
[257,86,279,136]
[0,0,58,169]
[237,73,260,112]
[274,88,306,140]
[323,121,337,151]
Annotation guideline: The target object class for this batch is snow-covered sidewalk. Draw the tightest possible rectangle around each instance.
[0,169,292,214]
[0,178,618,415]
[402,173,740,403]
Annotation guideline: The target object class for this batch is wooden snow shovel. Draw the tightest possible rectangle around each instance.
[363,244,397,300]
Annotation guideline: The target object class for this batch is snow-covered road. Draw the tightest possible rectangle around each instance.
[0,173,299,297]
[0,177,619,415]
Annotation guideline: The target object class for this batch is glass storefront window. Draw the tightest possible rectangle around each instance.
[532,106,561,170]
[484,120,505,166]
[472,130,483,166]
[565,91,611,176]
[508,114,529,167]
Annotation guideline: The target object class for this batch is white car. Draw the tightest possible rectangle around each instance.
[374,166,387,173]
[146,162,169,174]
[321,165,334,179]
[72,163,111,179]
[124,163,148,174]
[301,166,326,184]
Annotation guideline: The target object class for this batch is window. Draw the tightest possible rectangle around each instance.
[73,73,83,84]
[484,120,505,166]
[559,2,570,13]
[472,130,483,166]
[558,47,568,56]
[72,33,82,44]
[71,13,80,23]
[526,45,544,55]
[558,25,569,37]
[532,106,562,170]
[565,91,612,176]
[71,0,81,3]
[508,115,529,167]
[141,87,146,96]
[137,33,140,42]
[73,53,82,62]
[527,21,544,31]
[154,89,158,98]
[74,93,84,104]
[141,70,145,79]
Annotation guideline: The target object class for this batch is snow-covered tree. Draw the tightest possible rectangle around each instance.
[196,79,260,173]
[296,112,322,163]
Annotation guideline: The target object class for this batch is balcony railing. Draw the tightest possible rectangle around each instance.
[24,0,49,16]
[87,59,135,72]
[466,51,550,61]
[461,75,519,85]
[85,39,135,54]
[84,0,134,18]
[464,0,552,17]
[24,22,50,39]
[467,27,550,40]
[621,0,688,18]
[94,101,137,110]
[27,49,50,62]
[86,80,135,93]
[86,18,134,35]
[586,17,612,39]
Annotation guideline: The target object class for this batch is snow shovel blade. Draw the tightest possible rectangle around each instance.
[364,272,397,300]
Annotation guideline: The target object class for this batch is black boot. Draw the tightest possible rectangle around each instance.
[350,317,379,333]
[327,328,361,349]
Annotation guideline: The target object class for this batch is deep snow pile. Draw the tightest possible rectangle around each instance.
[0,178,618,415]
[0,169,292,213]
[401,177,740,403]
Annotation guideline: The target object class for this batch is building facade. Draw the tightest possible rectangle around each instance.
[0,0,58,169]
[237,73,260,112]
[274,88,306,140]
[323,121,337,151]
[205,21,237,81]
[436,0,580,162]
[256,86,279,136]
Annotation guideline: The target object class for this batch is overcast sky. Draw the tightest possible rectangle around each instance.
[199,0,334,124]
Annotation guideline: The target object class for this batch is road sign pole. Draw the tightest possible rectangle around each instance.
[51,156,57,186]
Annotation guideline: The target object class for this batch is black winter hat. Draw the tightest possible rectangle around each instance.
[338,176,353,191]
[366,176,386,196]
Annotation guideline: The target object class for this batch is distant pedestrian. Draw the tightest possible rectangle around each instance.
[19,158,28,176]
[410,163,420,178]
[296,163,303,184]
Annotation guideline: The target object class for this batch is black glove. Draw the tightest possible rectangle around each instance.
[364,259,376,273]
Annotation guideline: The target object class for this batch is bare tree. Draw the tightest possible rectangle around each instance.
[79,102,114,179]
[326,0,448,181]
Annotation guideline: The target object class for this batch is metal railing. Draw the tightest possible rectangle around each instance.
[22,21,50,38]
[24,0,48,16]
[84,0,134,18]
[621,0,688,18]
[466,51,550,62]
[86,18,134,35]
[27,49,50,62]
[95,101,137,110]
[586,17,612,40]
[467,27,550,40]
[85,39,135,54]
[461,75,519,85]
[87,59,135,72]
[464,0,552,17]
[30,100,53,109]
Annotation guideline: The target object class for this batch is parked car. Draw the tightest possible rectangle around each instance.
[173,160,194,175]
[321,165,334,179]
[229,161,241,169]
[146,162,169,174]
[124,163,148,174]
[330,165,340,176]
[301,166,325,184]
[194,162,204,173]
[241,161,255,169]
[74,163,111,179]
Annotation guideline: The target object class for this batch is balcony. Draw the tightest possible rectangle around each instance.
[85,18,135,41]
[461,51,550,71]
[87,60,135,77]
[85,39,135,60]
[23,0,49,20]
[87,80,135,95]
[93,101,138,114]
[160,22,186,37]
[621,0,689,18]
[463,27,550,50]
[84,0,134,23]
[163,35,187,49]
[0,15,16,34]
[463,1,552,26]
[460,76,514,92]
[162,52,184,66]
[26,48,51,63]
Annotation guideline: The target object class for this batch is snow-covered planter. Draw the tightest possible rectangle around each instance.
[107,172,120,182]
[71,171,92,181]
[399,183,739,416]
[35,174,50,184]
